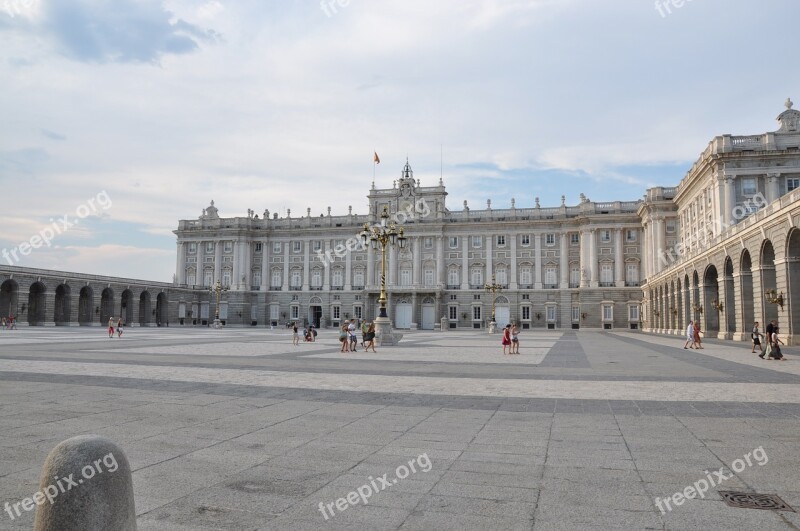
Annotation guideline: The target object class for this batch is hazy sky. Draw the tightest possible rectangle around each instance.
[1,0,798,281]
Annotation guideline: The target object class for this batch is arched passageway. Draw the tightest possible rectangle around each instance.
[139,291,151,326]
[54,284,71,325]
[100,288,115,325]
[156,293,168,326]
[120,290,133,325]
[0,280,19,320]
[27,282,46,326]
[703,266,720,337]
[79,287,94,326]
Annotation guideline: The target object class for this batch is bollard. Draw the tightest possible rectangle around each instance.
[33,435,136,531]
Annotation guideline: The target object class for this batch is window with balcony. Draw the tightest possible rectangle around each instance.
[449,236,458,248]
[519,267,532,287]
[544,267,557,288]
[600,263,614,287]
[546,234,555,246]
[424,269,434,286]
[496,235,505,247]
[273,242,281,253]
[472,236,482,248]
[470,268,483,287]
[521,234,530,246]
[447,268,459,288]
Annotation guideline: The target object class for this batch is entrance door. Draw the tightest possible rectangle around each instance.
[310,306,322,328]
[395,303,412,329]
[494,306,510,327]
[421,305,435,330]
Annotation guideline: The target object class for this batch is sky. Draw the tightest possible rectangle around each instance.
[1,0,798,282]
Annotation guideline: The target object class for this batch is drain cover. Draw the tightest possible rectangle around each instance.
[719,491,795,512]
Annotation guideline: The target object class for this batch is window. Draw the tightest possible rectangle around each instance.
[400,268,412,286]
[626,229,637,242]
[291,306,299,319]
[546,306,556,322]
[788,178,800,193]
[424,269,434,286]
[222,270,232,287]
[544,266,557,287]
[270,305,279,320]
[187,272,196,285]
[471,268,483,286]
[354,270,364,287]
[354,306,363,319]
[312,240,321,251]
[332,269,343,287]
[600,263,613,285]
[742,178,757,195]
[626,264,639,285]
[223,241,233,253]
[273,242,281,253]
[332,306,340,320]
[271,270,281,287]
[603,304,613,321]
[290,271,301,287]
[496,235,505,247]
[496,268,507,286]
[311,270,321,287]
[570,233,579,245]
[473,306,482,320]
[666,221,676,233]
[448,268,459,286]
[206,242,214,253]
[600,230,610,242]
[629,305,640,321]
[572,306,580,322]
[570,266,580,287]
[449,306,458,320]
[424,237,433,249]
[473,294,481,300]
[450,294,457,301]
[293,241,301,253]
[520,267,532,286]
[255,243,262,253]
[521,234,530,246]
[521,294,529,300]
[252,272,261,286]
[204,271,213,287]
[472,236,482,248]
[546,234,555,246]
[449,236,459,248]
[522,306,530,320]
[188,243,197,254]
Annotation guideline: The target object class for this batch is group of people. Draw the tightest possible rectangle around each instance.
[340,319,377,353]
[107,317,124,338]
[501,323,521,354]
[291,323,317,345]
[683,321,704,349]
[752,320,787,360]
[1,315,18,330]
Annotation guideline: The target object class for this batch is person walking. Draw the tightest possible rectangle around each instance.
[339,323,350,353]
[292,322,300,346]
[683,321,694,349]
[752,321,764,356]
[693,321,703,349]
[1,317,6,330]
[365,322,377,352]
[348,319,358,352]
[116,317,124,338]
[9,314,16,330]
[108,317,115,338]
[510,323,520,354]
[501,324,512,354]
[767,327,787,361]
[361,320,369,347]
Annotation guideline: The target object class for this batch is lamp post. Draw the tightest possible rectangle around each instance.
[208,280,229,329]
[360,206,407,344]
[484,274,503,334]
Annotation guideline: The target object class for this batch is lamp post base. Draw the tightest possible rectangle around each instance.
[488,321,497,334]
[374,316,403,346]
[212,318,222,329]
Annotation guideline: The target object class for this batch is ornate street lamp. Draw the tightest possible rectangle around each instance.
[208,280,229,328]
[359,206,407,344]
[484,274,503,333]
[765,289,784,310]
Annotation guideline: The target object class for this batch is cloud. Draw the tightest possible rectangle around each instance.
[41,129,66,141]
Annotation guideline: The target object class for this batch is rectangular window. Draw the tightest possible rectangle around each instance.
[291,271,301,287]
[570,266,580,287]
[472,306,481,320]
[449,294,457,301]
[424,237,433,249]
[626,229,637,242]
[312,240,321,251]
[332,306,340,320]
[519,267,532,286]
[521,234,530,246]
[572,306,580,322]
[223,241,232,253]
[473,294,481,301]
[273,242,281,253]
[600,230,610,242]
[546,234,555,246]
[666,221,676,233]
[544,267,557,286]
[400,269,411,286]
[603,305,613,321]
[449,306,458,320]
[293,241,301,253]
[626,264,639,285]
[521,294,529,300]
[311,270,321,287]
[271,270,281,287]
[448,269,459,286]
[570,233,579,245]
[472,236,482,248]
[471,268,483,286]
[629,305,640,321]
[187,243,197,254]
[496,269,507,286]
[270,305,279,319]
[354,306,363,319]
[496,235,505,247]
[742,177,757,195]
[546,306,556,322]
[254,242,262,253]
[788,178,800,193]
[449,236,458,249]
[204,271,213,287]
[600,263,613,285]
[424,269,434,286]
[522,306,530,320]
[206,242,214,253]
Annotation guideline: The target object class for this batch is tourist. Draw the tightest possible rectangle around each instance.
[511,323,520,354]
[309,325,317,342]
[693,321,703,349]
[767,327,787,361]
[107,317,115,338]
[339,323,350,352]
[501,324,512,354]
[365,322,377,352]
[348,319,358,352]
[765,320,775,342]
[9,314,16,330]
[292,322,300,346]
[683,321,694,349]
[360,319,369,347]
[752,321,764,356]
[116,317,124,338]
[1,317,6,330]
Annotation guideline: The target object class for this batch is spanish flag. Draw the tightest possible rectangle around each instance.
[373,151,380,164]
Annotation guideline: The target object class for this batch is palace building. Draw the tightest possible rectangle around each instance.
[1,99,798,343]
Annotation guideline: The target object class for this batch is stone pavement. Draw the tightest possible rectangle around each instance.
[0,327,799,530]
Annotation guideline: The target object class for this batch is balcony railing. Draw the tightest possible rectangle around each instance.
[331,286,344,291]
[446,285,460,290]
[309,286,322,291]
[352,285,365,290]
[625,281,640,287]
[469,284,483,290]
[250,286,261,291]
[569,283,580,288]
[519,284,533,289]
[270,286,282,291]
[599,282,615,287]
[289,286,302,291]
[544,284,558,289]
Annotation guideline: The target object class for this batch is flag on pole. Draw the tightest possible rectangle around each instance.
[373,151,380,164]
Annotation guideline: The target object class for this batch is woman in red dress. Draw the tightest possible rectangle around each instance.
[693,322,703,349]
[501,324,512,354]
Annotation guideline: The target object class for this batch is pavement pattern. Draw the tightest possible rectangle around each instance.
[0,327,799,530]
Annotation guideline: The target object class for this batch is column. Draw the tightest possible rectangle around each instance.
[301,240,310,290]
[653,219,663,275]
[231,240,240,290]
[282,242,289,290]
[176,242,186,284]
[534,233,542,289]
[322,241,330,290]
[196,241,204,286]
[766,173,780,203]
[559,233,568,288]
[461,236,469,289]
[615,228,624,287]
[388,245,396,287]
[344,240,352,290]
[589,229,598,287]
[511,233,518,290]
[413,237,421,287]
[436,236,445,287]
[643,222,651,279]
[579,230,588,288]
[486,235,493,282]
[214,241,221,284]
[367,240,374,289]
[260,240,269,291]
[724,176,735,226]
[243,241,252,290]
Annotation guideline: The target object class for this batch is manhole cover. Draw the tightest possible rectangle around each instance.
[719,491,795,512]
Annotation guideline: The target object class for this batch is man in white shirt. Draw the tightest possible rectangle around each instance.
[683,321,694,349]
[348,319,358,352]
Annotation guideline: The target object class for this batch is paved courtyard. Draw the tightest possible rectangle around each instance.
[1,327,799,530]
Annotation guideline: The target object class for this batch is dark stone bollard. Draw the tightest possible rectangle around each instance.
[33,435,136,531]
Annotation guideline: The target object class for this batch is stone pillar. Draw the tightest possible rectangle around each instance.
[175,242,186,285]
[282,242,290,291]
[388,245,396,287]
[534,233,542,289]
[559,233,568,289]
[436,236,445,286]
[322,241,330,290]
[579,230,589,288]
[366,240,374,289]
[303,240,310,290]
[33,436,136,531]
[214,242,222,285]
[412,237,421,287]
[260,240,269,291]
[461,236,469,290]
[615,229,624,287]
[344,240,351,290]
[510,233,518,290]
[231,240,240,290]
[486,235,493,283]
[724,176,736,226]
[589,229,598,287]
[767,172,781,203]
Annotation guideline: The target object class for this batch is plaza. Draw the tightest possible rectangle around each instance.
[1,327,799,530]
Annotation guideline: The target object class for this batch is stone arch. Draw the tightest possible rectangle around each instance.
[120,289,134,325]
[139,291,152,326]
[703,264,720,336]
[100,288,115,325]
[739,249,755,334]
[54,284,71,326]
[0,279,20,320]
[156,292,168,326]
[787,229,800,342]
[683,274,691,326]
[723,257,736,335]
[494,295,510,304]
[760,240,778,326]
[309,296,323,305]
[79,286,94,326]
[692,271,700,320]
[27,282,46,326]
